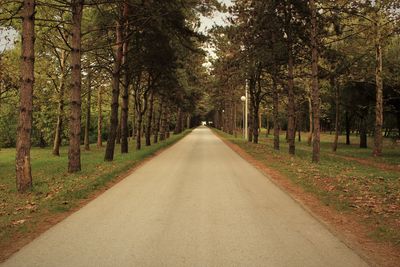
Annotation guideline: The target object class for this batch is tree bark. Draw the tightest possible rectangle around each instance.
[332,77,340,152]
[120,2,130,153]
[287,52,296,155]
[104,19,123,161]
[131,95,136,139]
[298,127,301,142]
[97,86,103,147]
[248,93,254,143]
[296,110,301,142]
[249,75,260,144]
[272,78,280,150]
[145,90,154,146]
[164,107,170,139]
[397,113,400,138]
[182,113,187,132]
[134,74,150,150]
[154,101,163,144]
[360,117,368,148]
[84,73,91,151]
[307,95,313,146]
[121,80,129,152]
[252,105,259,143]
[159,105,167,141]
[52,50,66,156]
[68,0,84,173]
[136,112,142,150]
[233,101,237,137]
[229,102,234,135]
[373,9,383,156]
[174,107,183,134]
[310,0,321,163]
[116,110,121,144]
[345,111,351,145]
[165,107,170,139]
[16,0,35,192]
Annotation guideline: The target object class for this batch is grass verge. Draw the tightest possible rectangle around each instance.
[214,129,400,246]
[0,130,190,261]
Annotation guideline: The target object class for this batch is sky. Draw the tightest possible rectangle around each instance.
[0,28,17,53]
[199,0,233,64]
[199,0,233,33]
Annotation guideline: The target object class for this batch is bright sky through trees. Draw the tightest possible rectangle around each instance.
[199,0,232,33]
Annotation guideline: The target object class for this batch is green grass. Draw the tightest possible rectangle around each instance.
[0,131,190,249]
[216,129,400,246]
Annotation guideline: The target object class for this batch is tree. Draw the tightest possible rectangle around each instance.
[52,49,68,156]
[68,0,84,172]
[120,1,130,154]
[104,4,124,161]
[84,72,91,151]
[16,0,35,192]
[310,0,321,163]
[372,0,384,156]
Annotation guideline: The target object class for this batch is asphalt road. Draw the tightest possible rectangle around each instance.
[2,127,368,267]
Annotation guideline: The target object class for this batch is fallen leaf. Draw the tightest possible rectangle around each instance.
[12,219,26,226]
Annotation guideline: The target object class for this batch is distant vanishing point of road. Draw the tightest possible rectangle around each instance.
[2,127,368,267]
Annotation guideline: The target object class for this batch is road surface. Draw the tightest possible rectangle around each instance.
[2,127,368,267]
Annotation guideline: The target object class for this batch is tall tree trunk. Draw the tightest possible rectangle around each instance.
[332,77,340,152]
[68,0,84,173]
[373,9,383,156]
[159,105,167,141]
[397,113,400,138]
[253,103,259,144]
[310,0,321,163]
[307,95,313,146]
[116,110,121,144]
[230,101,235,135]
[296,110,302,142]
[298,127,301,142]
[272,78,280,150]
[174,108,183,134]
[360,117,368,148]
[136,112,142,150]
[182,113,187,131]
[121,82,129,153]
[154,101,163,144]
[165,107,170,139]
[120,2,130,154]
[52,50,66,156]
[131,96,136,139]
[345,111,351,145]
[97,86,103,147]
[233,101,237,137]
[287,52,296,155]
[248,93,254,143]
[104,19,123,161]
[84,74,91,151]
[145,91,154,146]
[16,0,35,192]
